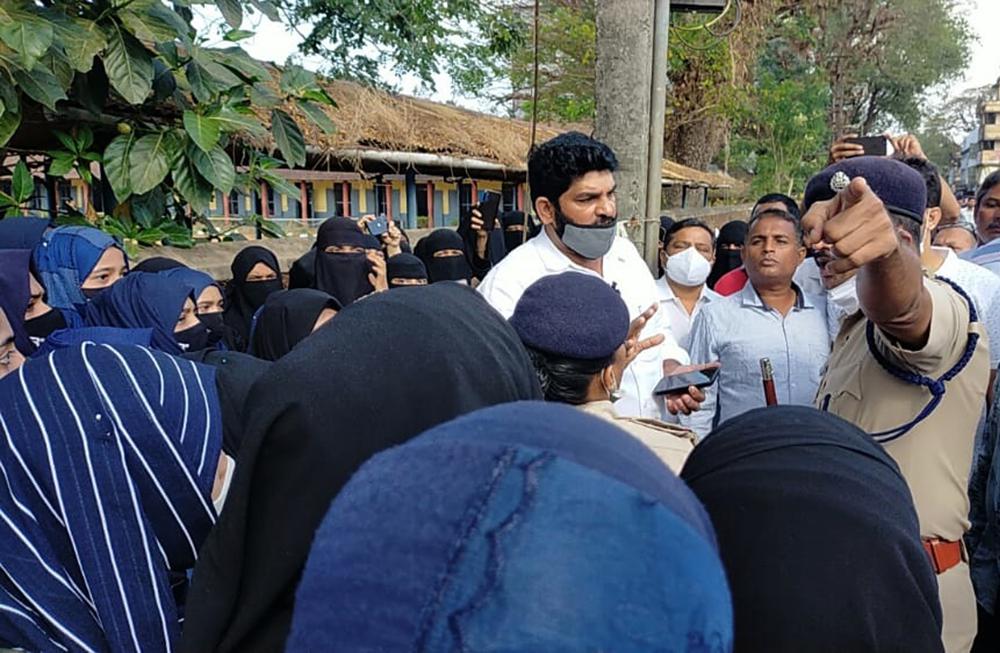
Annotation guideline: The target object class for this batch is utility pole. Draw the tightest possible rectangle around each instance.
[595,0,726,270]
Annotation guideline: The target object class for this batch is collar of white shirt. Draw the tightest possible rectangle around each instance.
[737,280,815,311]
[656,275,717,305]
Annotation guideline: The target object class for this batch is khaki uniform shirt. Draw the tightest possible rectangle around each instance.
[816,279,990,541]
[579,401,696,473]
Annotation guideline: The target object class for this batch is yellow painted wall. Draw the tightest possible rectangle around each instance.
[314,181,328,213]
[244,194,252,211]
[356,179,371,212]
[281,193,289,213]
[477,180,502,192]
[392,180,406,213]
[209,193,217,211]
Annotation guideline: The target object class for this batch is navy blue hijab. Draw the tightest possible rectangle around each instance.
[0,216,50,249]
[288,402,732,652]
[0,249,34,355]
[32,226,126,311]
[0,343,222,652]
[682,406,943,653]
[83,272,192,355]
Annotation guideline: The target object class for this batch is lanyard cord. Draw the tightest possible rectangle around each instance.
[864,276,979,444]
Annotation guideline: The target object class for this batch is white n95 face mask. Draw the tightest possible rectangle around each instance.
[665,247,712,287]
[826,277,859,319]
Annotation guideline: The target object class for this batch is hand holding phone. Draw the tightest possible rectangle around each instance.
[845,135,892,157]
[654,365,720,396]
[368,213,389,237]
[476,190,501,232]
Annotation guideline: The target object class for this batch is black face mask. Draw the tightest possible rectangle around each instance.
[24,308,67,348]
[314,252,374,306]
[81,286,107,300]
[175,322,211,353]
[242,278,283,311]
[198,312,227,347]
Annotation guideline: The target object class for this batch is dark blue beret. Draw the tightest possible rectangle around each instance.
[510,271,630,360]
[803,156,927,224]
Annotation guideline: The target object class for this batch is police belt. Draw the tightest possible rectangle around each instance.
[861,276,980,444]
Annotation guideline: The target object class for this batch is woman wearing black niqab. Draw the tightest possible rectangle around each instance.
[179,283,542,653]
[414,228,473,284]
[313,217,379,305]
[500,210,530,253]
[386,252,428,287]
[222,246,282,351]
[681,406,944,653]
[707,220,748,289]
[249,288,341,361]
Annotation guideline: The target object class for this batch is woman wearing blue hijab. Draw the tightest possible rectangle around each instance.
[158,266,232,349]
[0,249,34,359]
[32,225,128,311]
[287,402,733,652]
[83,271,205,355]
[0,343,225,652]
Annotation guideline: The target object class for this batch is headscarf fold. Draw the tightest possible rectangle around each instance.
[33,326,153,357]
[0,249,34,355]
[0,216,50,249]
[180,283,542,653]
[249,289,340,361]
[132,257,185,273]
[0,343,222,652]
[313,217,377,305]
[287,401,732,652]
[707,220,747,289]
[32,226,125,311]
[681,406,943,653]
[222,246,282,350]
[386,252,428,286]
[415,229,473,283]
[83,272,192,355]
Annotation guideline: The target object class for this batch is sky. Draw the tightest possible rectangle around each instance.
[195,0,1000,117]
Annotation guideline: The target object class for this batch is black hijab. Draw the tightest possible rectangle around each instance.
[179,283,542,653]
[500,210,529,253]
[132,256,185,273]
[287,248,316,289]
[249,288,341,361]
[222,246,282,350]
[707,220,747,289]
[181,349,271,457]
[414,228,473,284]
[681,406,943,653]
[386,252,427,286]
[313,217,378,305]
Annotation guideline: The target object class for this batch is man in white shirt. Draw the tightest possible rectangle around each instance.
[478,132,699,419]
[656,218,720,347]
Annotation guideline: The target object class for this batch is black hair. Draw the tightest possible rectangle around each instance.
[747,209,804,245]
[752,193,800,220]
[528,132,618,207]
[665,218,715,248]
[897,156,942,209]
[888,213,922,245]
[977,171,1000,215]
[525,346,613,405]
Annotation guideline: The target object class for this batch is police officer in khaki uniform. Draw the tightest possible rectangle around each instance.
[803,157,990,653]
[508,271,698,473]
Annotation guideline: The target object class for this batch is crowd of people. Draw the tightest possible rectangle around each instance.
[1,129,1000,652]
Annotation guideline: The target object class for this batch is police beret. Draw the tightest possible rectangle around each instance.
[510,271,630,360]
[803,156,927,224]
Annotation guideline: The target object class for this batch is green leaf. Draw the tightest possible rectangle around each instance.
[191,145,235,193]
[104,23,154,105]
[0,76,18,116]
[0,111,20,148]
[193,50,244,89]
[158,221,195,247]
[261,171,299,198]
[250,83,280,109]
[48,155,76,177]
[270,108,305,167]
[217,0,243,29]
[0,10,54,70]
[12,161,35,204]
[54,130,78,154]
[171,151,213,213]
[13,66,67,110]
[279,65,316,97]
[250,0,280,21]
[215,107,267,136]
[120,8,178,43]
[152,60,177,102]
[224,29,255,42]
[53,18,106,73]
[42,49,75,90]
[183,110,222,152]
[216,47,270,81]
[78,126,94,151]
[73,65,108,114]
[297,99,336,134]
[131,188,166,228]
[301,87,337,107]
[185,61,216,103]
[103,133,135,201]
[129,133,171,195]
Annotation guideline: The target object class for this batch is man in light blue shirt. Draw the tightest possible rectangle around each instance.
[962,171,1000,275]
[680,208,830,439]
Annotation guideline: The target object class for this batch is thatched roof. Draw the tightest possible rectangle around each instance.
[270,77,739,189]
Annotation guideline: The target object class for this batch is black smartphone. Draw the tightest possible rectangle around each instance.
[653,367,720,395]
[846,135,889,157]
[477,190,502,231]
[368,213,389,237]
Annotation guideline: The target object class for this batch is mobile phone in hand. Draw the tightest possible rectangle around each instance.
[653,367,720,395]
[846,135,891,157]
[477,190,502,231]
[369,214,389,237]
